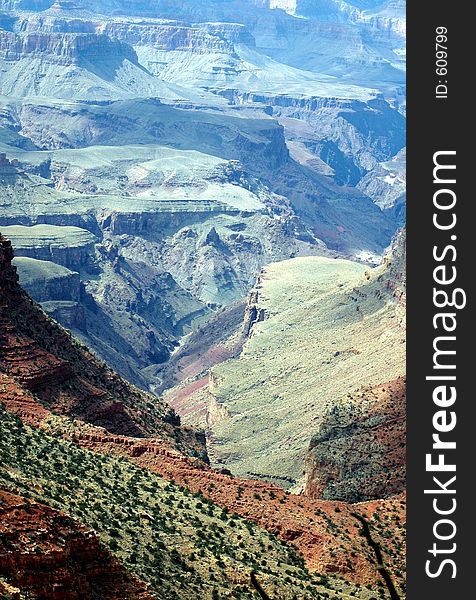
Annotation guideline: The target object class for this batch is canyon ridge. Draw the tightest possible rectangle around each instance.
[0,1,406,598]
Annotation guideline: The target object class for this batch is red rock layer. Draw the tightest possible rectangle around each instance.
[0,373,50,425]
[166,376,209,423]
[79,434,405,587]
[0,314,72,391]
[0,234,206,458]
[0,491,155,600]
[0,368,405,591]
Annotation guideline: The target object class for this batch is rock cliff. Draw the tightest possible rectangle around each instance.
[0,491,155,600]
[2,225,96,270]
[305,377,406,502]
[0,234,206,457]
[0,30,137,65]
[13,257,81,302]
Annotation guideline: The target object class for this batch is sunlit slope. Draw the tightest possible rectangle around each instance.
[209,254,405,487]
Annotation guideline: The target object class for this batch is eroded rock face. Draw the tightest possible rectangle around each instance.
[0,240,71,393]
[0,490,156,600]
[0,318,72,392]
[242,279,267,337]
[13,257,81,303]
[305,378,406,502]
[0,234,207,458]
[0,30,137,65]
[2,225,96,270]
[219,92,405,184]
[0,233,18,288]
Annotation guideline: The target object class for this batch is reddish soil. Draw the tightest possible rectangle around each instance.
[166,376,209,421]
[0,490,155,600]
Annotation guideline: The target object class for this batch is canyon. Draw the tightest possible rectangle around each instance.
[1,233,405,598]
[0,0,405,395]
[0,1,406,597]
[173,230,406,493]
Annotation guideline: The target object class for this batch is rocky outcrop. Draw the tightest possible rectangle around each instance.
[107,21,255,53]
[242,278,267,337]
[205,388,230,428]
[98,204,237,236]
[0,490,155,600]
[358,148,406,222]
[0,238,70,391]
[41,300,87,330]
[11,256,88,338]
[13,257,81,302]
[0,318,72,391]
[381,226,406,305]
[0,371,52,425]
[0,234,207,457]
[7,8,257,52]
[2,225,96,271]
[0,30,138,66]
[304,378,406,502]
[0,152,21,177]
[0,234,18,289]
[107,23,232,53]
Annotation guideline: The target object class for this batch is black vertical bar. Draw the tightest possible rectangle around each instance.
[407,2,474,599]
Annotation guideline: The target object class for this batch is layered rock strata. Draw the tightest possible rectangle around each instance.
[0,234,206,454]
[0,490,155,600]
